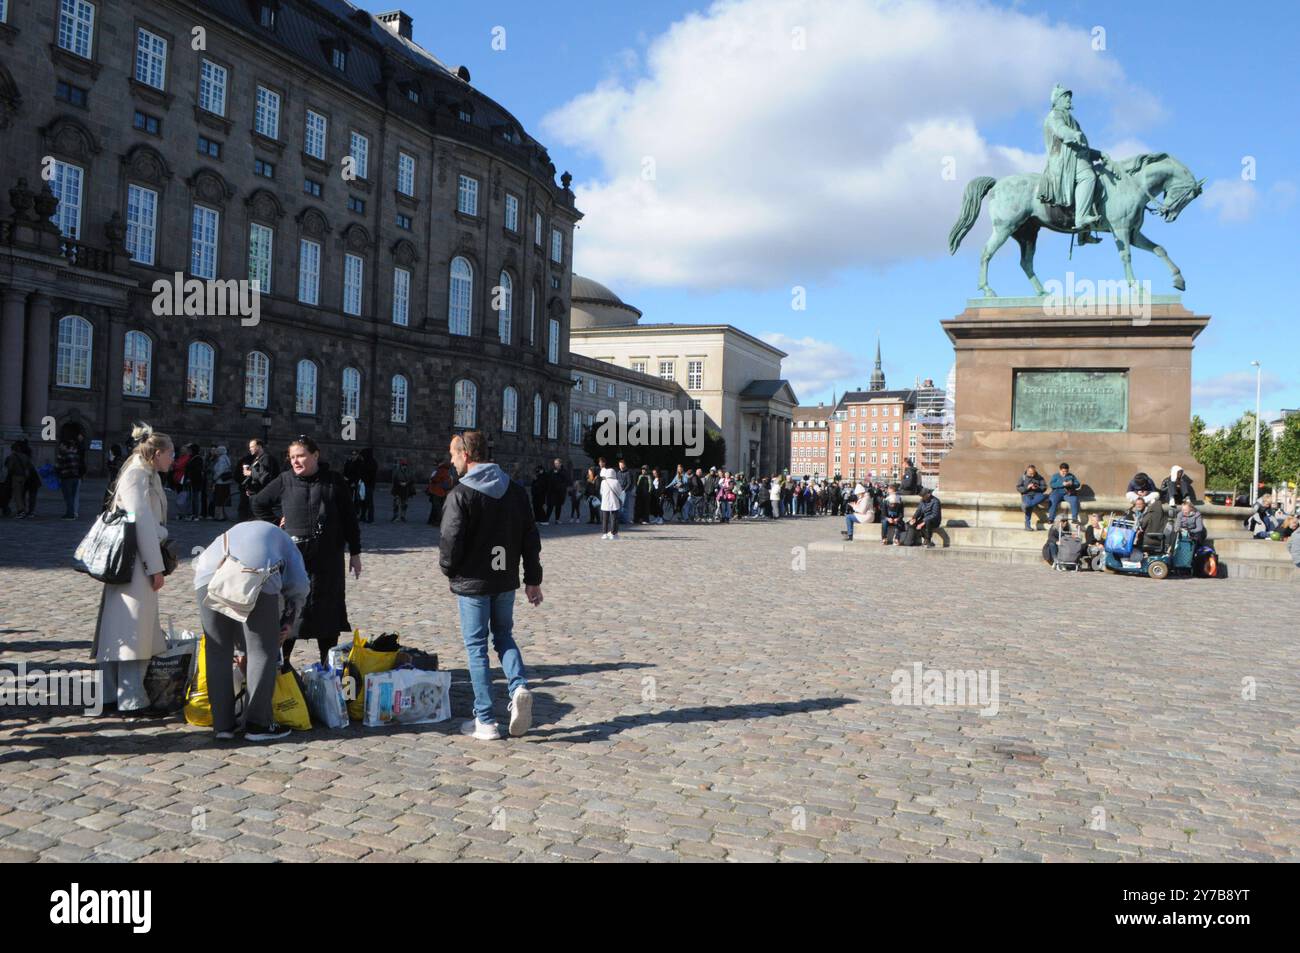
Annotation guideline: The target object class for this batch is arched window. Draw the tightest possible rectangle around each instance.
[454,379,477,429]
[187,341,215,403]
[532,393,542,437]
[341,366,361,419]
[122,330,151,397]
[56,316,93,389]
[502,386,518,433]
[244,350,270,409]
[296,359,317,415]
[547,401,559,440]
[497,270,512,344]
[391,374,408,423]
[448,256,472,336]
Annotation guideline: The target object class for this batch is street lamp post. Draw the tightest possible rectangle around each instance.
[1250,361,1262,506]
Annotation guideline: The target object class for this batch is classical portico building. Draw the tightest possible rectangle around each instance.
[568,275,795,475]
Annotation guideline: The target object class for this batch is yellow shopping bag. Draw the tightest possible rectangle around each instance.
[272,665,313,731]
[183,635,213,727]
[344,631,398,722]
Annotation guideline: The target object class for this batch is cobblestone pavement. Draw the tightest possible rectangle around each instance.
[1,490,1297,862]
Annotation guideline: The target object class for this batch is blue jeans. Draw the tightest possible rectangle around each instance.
[456,591,527,726]
[844,514,858,538]
[60,477,81,518]
[1020,491,1047,525]
[719,499,732,520]
[1047,488,1079,521]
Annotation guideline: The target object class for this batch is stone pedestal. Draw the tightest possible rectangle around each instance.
[939,296,1209,498]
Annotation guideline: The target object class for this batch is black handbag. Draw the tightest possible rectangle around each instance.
[160,538,179,576]
[72,507,138,584]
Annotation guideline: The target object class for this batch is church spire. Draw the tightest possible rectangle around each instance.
[869,335,886,391]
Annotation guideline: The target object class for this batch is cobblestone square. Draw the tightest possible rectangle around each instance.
[1,501,1296,862]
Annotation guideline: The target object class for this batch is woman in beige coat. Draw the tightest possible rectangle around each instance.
[92,425,174,712]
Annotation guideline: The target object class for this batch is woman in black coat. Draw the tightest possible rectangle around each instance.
[252,436,361,666]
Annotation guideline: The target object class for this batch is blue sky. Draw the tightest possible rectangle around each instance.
[397,0,1298,425]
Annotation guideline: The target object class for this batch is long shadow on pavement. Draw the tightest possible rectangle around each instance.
[529,696,856,744]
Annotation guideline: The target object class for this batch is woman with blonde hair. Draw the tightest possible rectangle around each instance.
[92,423,174,714]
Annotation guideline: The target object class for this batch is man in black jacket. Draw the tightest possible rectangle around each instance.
[910,488,943,548]
[243,438,280,522]
[439,431,542,741]
[545,457,568,525]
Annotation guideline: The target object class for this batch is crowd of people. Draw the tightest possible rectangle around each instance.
[529,457,932,536]
[1023,462,1300,569]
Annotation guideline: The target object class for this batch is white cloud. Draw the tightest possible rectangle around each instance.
[544,0,1152,291]
[760,332,858,402]
[1201,179,1258,223]
[1192,370,1281,408]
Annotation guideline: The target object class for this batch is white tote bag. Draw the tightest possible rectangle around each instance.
[202,533,278,622]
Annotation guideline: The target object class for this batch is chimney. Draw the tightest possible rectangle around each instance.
[377,10,413,40]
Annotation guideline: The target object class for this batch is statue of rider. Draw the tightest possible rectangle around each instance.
[1038,84,1104,243]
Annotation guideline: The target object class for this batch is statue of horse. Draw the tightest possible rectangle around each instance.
[948,153,1204,297]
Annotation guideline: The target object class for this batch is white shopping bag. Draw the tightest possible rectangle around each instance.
[301,665,350,729]
[363,669,451,727]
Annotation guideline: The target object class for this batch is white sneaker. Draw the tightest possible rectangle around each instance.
[508,686,533,737]
[601,532,610,540]
[460,718,501,741]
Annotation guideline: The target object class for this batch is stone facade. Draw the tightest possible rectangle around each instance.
[569,275,795,475]
[0,0,580,476]
[938,297,1209,497]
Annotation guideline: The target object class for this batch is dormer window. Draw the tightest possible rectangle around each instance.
[457,105,473,123]
[257,3,276,29]
[323,38,350,72]
[398,81,421,104]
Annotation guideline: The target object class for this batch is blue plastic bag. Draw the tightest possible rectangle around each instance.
[38,463,60,491]
[1104,524,1136,557]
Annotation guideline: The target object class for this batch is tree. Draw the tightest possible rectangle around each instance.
[1191,410,1277,493]
[581,421,727,473]
[1268,413,1300,488]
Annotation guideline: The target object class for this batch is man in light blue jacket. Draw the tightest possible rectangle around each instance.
[193,520,309,741]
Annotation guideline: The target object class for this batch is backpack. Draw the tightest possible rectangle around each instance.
[202,532,280,622]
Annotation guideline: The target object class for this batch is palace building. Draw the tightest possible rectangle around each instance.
[0,0,581,474]
[568,275,795,475]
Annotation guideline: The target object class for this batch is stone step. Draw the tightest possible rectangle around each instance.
[808,539,1300,582]
[938,526,1293,564]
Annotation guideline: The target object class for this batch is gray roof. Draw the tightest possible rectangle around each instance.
[195,0,560,182]
[740,379,798,403]
[571,275,641,315]
[837,388,916,406]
